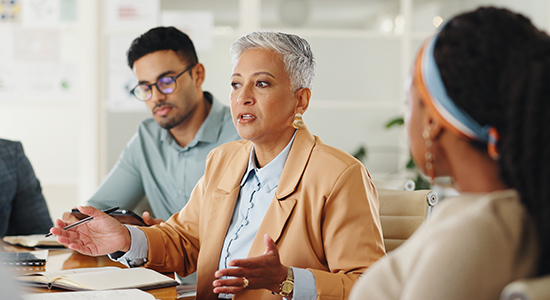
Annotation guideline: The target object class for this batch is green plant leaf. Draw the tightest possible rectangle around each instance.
[406,157,416,169]
[351,146,367,161]
[414,173,431,190]
[385,117,404,129]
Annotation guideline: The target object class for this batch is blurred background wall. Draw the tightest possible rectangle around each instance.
[0,0,548,220]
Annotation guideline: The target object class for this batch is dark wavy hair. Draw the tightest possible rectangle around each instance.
[435,6,550,275]
[126,26,198,69]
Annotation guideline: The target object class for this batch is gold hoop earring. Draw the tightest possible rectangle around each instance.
[423,130,435,184]
[292,113,304,129]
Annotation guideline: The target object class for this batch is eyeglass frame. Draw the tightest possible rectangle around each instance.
[129,63,197,101]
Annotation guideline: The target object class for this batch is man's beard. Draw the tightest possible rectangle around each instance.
[153,102,184,130]
[158,115,185,130]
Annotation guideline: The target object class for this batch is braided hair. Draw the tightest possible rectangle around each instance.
[434,7,550,275]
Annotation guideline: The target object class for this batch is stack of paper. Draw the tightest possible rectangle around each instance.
[22,289,156,300]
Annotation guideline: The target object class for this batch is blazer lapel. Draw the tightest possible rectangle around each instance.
[276,126,315,200]
[247,128,316,256]
[202,142,251,254]
[248,197,297,256]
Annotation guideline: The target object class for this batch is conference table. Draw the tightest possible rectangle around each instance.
[1,241,194,300]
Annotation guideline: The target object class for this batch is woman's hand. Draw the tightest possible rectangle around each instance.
[213,234,288,296]
[49,206,131,256]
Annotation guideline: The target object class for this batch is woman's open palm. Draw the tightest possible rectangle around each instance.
[50,206,131,256]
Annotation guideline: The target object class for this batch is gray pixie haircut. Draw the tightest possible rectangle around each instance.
[230,31,315,91]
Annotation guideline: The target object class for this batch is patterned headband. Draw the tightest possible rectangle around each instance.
[414,35,491,143]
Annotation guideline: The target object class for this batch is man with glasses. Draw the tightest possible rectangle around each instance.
[64,26,239,230]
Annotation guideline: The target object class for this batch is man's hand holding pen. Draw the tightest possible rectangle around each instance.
[48,206,132,257]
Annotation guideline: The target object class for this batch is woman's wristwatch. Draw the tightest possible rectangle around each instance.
[272,267,294,297]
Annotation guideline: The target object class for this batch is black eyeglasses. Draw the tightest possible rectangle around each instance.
[130,64,196,101]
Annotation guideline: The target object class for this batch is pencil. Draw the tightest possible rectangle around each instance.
[45,207,119,237]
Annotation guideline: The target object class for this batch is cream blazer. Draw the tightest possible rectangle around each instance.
[349,189,540,300]
[140,127,385,300]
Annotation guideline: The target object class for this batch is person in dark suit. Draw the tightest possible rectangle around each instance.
[0,139,53,237]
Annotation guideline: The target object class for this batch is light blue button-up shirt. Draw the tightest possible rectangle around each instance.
[218,131,314,299]
[116,131,317,299]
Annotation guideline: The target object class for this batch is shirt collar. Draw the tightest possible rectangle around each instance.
[160,92,226,147]
[240,131,297,192]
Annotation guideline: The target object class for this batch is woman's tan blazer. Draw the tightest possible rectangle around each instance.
[140,127,385,300]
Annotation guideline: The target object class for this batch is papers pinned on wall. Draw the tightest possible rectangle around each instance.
[21,0,77,28]
[106,36,147,112]
[0,0,21,23]
[0,63,76,101]
[161,11,214,52]
[0,1,78,102]
[14,29,60,62]
[104,0,160,33]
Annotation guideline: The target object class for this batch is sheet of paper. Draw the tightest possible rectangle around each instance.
[104,0,159,32]
[0,0,21,23]
[21,0,59,28]
[59,0,77,21]
[13,29,60,62]
[0,63,76,101]
[106,36,147,112]
[22,289,155,300]
[161,10,214,51]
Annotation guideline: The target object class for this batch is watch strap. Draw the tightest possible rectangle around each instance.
[272,267,294,297]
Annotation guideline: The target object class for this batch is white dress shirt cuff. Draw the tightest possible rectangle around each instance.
[108,225,149,267]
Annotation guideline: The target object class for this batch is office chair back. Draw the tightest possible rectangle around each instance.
[373,178,416,191]
[500,275,550,300]
[378,188,438,252]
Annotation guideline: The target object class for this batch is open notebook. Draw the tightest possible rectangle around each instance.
[18,266,178,291]
[22,289,156,300]
[3,234,63,248]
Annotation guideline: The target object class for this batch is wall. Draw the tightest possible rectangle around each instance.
[0,0,100,221]
[0,0,548,222]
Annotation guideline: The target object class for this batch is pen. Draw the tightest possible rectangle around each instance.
[45,206,119,238]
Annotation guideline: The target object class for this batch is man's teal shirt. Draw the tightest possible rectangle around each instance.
[89,92,240,220]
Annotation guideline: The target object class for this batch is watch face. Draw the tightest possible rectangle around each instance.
[281,281,294,293]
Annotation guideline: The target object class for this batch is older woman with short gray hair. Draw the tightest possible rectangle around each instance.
[50,31,385,300]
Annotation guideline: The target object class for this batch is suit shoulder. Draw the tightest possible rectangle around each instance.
[0,139,23,159]
[311,136,362,168]
[203,140,250,177]
[209,140,250,159]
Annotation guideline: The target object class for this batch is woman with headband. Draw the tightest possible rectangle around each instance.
[350,7,550,300]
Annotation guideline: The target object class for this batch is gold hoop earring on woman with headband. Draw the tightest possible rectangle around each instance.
[423,129,435,184]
